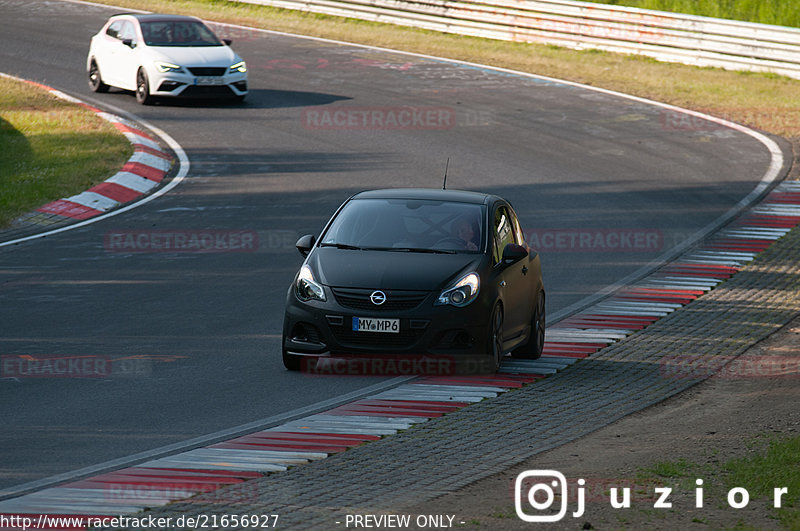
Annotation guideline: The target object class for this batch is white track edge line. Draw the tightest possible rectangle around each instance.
[0,73,190,249]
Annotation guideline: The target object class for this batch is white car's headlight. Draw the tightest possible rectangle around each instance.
[155,62,184,73]
[436,272,480,307]
[229,61,247,73]
[295,264,326,302]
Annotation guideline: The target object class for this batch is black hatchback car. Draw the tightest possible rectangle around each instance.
[282,189,545,372]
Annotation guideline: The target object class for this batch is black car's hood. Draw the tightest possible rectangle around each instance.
[310,247,483,291]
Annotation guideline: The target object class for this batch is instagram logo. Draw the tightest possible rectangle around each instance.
[515,470,584,522]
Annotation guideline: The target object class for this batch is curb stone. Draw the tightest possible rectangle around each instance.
[0,74,176,245]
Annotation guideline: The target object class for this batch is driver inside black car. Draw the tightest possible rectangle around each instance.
[452,216,479,251]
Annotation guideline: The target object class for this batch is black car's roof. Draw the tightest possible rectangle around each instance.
[352,188,495,205]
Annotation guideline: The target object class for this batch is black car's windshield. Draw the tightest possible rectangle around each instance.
[140,21,222,47]
[321,198,485,253]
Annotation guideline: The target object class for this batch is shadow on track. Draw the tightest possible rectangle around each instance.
[103,88,351,109]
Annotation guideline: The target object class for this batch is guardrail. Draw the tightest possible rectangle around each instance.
[233,0,800,79]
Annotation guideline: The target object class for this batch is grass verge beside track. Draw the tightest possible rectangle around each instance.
[638,435,800,528]
[588,0,800,28]
[0,76,132,228]
[89,0,800,139]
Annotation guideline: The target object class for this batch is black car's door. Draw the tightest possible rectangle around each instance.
[491,204,532,341]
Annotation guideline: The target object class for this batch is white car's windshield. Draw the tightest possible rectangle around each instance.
[321,198,485,253]
[141,21,222,47]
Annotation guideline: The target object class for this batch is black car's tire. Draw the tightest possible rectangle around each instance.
[88,60,109,93]
[488,303,504,372]
[135,68,152,105]
[513,290,545,360]
[282,348,301,371]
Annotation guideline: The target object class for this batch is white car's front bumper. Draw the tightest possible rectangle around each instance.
[148,66,247,98]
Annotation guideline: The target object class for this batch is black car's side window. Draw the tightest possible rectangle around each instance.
[493,206,515,266]
[509,208,526,247]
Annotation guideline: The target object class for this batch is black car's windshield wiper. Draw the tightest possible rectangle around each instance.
[319,242,363,250]
[320,243,455,254]
[389,247,456,254]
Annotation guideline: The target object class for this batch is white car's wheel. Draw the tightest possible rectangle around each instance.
[88,60,109,93]
[135,68,152,105]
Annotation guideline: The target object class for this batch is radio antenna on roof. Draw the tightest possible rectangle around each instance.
[442,158,450,190]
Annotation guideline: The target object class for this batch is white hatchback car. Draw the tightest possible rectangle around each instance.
[87,13,248,104]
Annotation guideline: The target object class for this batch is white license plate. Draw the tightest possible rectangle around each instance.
[352,317,400,333]
[195,76,225,86]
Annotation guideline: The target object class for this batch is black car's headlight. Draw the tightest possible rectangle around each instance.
[435,272,479,307]
[295,264,326,302]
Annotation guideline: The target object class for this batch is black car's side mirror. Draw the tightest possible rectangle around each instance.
[223,38,232,46]
[502,242,528,264]
[296,234,316,257]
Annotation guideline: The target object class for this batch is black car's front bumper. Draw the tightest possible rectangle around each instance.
[283,285,494,361]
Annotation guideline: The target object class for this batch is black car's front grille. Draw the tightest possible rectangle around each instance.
[332,288,429,312]
[331,324,424,350]
[187,67,227,76]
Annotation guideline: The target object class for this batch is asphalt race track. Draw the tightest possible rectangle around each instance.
[0,0,780,493]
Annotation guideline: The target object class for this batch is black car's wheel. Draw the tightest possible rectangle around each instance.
[88,60,109,93]
[282,347,301,371]
[513,290,545,360]
[135,68,152,105]
[488,303,504,372]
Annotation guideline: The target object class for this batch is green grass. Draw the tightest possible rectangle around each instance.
[87,0,800,139]
[640,458,692,478]
[724,436,800,528]
[0,77,132,228]
[637,435,800,529]
[589,0,800,28]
